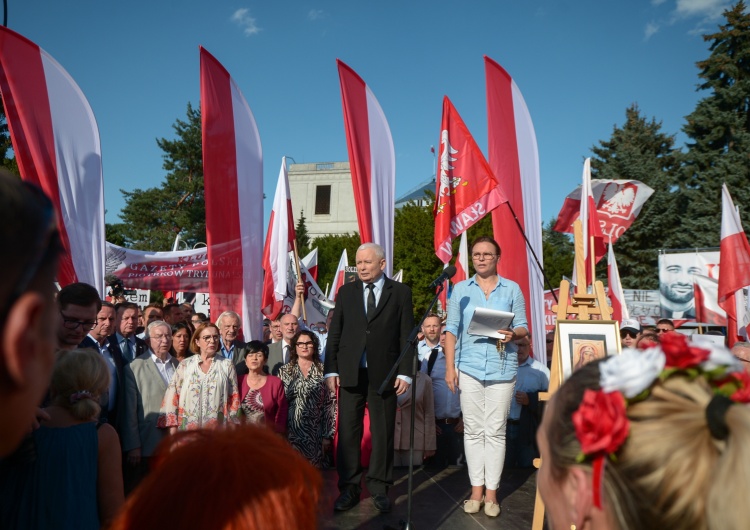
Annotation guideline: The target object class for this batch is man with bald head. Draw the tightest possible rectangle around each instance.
[266,313,299,376]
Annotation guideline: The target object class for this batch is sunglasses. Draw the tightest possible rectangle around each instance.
[620,331,639,339]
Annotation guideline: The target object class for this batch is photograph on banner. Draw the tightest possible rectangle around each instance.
[658,250,719,320]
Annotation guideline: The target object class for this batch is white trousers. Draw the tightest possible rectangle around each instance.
[459,370,515,490]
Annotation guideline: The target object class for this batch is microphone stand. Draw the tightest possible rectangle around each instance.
[379,282,445,530]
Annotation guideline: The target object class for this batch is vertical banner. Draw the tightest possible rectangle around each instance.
[485,56,545,364]
[607,243,629,323]
[0,27,105,294]
[719,184,750,345]
[200,47,263,340]
[337,60,395,276]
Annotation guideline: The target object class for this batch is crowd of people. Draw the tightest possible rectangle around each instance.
[2,172,750,529]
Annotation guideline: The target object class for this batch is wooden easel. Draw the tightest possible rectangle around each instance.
[530,220,611,530]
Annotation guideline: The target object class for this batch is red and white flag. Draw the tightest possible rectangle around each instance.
[454,231,469,284]
[554,178,654,246]
[718,184,750,346]
[485,57,545,364]
[607,243,629,323]
[260,157,296,320]
[694,274,728,326]
[337,60,395,276]
[434,96,506,264]
[301,248,318,282]
[0,27,105,294]
[329,248,348,302]
[200,47,264,339]
[568,159,607,286]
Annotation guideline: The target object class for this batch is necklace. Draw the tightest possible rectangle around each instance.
[478,276,497,295]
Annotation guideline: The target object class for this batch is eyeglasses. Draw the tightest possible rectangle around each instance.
[150,334,171,342]
[60,312,97,331]
[200,335,220,342]
[296,341,314,348]
[471,253,497,261]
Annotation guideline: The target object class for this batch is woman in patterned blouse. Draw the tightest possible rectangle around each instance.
[158,323,240,432]
[238,340,288,434]
[279,330,337,468]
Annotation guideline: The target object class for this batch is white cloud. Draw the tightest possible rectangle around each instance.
[674,0,732,20]
[644,21,660,40]
[308,9,324,21]
[651,0,668,5]
[231,8,261,36]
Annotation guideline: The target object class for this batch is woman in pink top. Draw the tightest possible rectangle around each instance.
[238,340,288,434]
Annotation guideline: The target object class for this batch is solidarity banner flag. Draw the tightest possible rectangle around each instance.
[485,56,545,364]
[553,178,654,246]
[200,47,263,339]
[105,243,209,291]
[607,243,629,323]
[261,157,296,320]
[718,184,750,346]
[301,248,318,282]
[329,248,348,301]
[694,274,727,326]
[337,60,395,276]
[434,96,506,264]
[284,251,334,326]
[0,27,105,294]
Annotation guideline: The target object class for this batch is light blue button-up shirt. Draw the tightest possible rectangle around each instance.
[445,274,528,382]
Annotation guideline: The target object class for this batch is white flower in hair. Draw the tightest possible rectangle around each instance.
[700,343,743,373]
[599,347,666,399]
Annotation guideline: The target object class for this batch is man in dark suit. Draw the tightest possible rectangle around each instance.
[325,243,414,513]
[112,302,147,363]
[266,313,299,376]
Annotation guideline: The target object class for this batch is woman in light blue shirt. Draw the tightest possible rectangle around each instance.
[444,237,528,518]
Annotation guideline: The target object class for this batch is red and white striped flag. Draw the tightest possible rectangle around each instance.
[329,248,348,302]
[301,248,318,282]
[718,184,750,346]
[260,157,296,320]
[434,96,506,264]
[200,47,264,339]
[337,60,395,276]
[0,27,105,294]
[455,231,469,284]
[571,159,606,286]
[485,57,545,364]
[607,243,629,323]
[694,274,728,326]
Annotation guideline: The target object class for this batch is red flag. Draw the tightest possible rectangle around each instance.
[301,248,318,282]
[569,159,607,286]
[200,47,264,339]
[485,57,545,365]
[337,60,395,276]
[694,274,728,326]
[328,249,348,302]
[554,178,654,246]
[607,243,628,323]
[454,231,469,284]
[718,184,750,346]
[260,158,296,320]
[0,27,105,293]
[434,96,506,263]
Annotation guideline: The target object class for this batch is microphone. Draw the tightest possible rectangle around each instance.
[428,265,457,289]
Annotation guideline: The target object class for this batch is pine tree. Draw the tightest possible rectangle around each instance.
[110,103,206,250]
[680,1,750,247]
[295,210,311,257]
[590,104,680,289]
[542,218,574,288]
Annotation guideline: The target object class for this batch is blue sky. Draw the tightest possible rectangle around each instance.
[10,0,735,242]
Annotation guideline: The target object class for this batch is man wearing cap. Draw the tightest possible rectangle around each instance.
[620,319,642,348]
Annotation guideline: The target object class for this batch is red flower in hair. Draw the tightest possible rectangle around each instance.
[659,331,709,369]
[730,369,750,403]
[572,389,630,456]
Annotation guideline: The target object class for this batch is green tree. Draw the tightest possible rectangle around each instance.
[679,1,750,247]
[111,103,205,250]
[312,232,361,293]
[0,99,19,175]
[542,218,574,288]
[590,104,680,289]
[295,210,311,257]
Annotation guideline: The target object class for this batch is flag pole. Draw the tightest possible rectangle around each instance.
[589,234,596,290]
[293,241,307,322]
[501,201,558,303]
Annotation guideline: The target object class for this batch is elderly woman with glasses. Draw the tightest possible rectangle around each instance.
[158,323,240,432]
[238,340,288,434]
[279,330,336,468]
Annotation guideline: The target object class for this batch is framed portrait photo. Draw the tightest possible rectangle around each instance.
[556,320,622,381]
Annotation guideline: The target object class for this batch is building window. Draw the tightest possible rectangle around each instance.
[316,163,334,170]
[315,185,331,215]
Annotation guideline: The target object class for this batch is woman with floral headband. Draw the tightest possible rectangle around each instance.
[537,332,750,530]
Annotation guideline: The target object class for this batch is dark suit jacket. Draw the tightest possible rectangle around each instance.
[266,340,289,377]
[111,333,148,364]
[80,335,126,429]
[324,277,415,388]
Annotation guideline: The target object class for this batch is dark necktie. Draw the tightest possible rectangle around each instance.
[366,283,376,320]
[426,347,439,376]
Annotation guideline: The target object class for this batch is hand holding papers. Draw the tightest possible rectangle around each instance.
[467,308,515,352]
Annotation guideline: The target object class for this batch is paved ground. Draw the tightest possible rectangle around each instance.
[318,465,540,530]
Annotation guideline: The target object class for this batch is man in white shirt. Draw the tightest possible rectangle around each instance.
[505,336,549,468]
[420,318,464,469]
[112,302,147,363]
